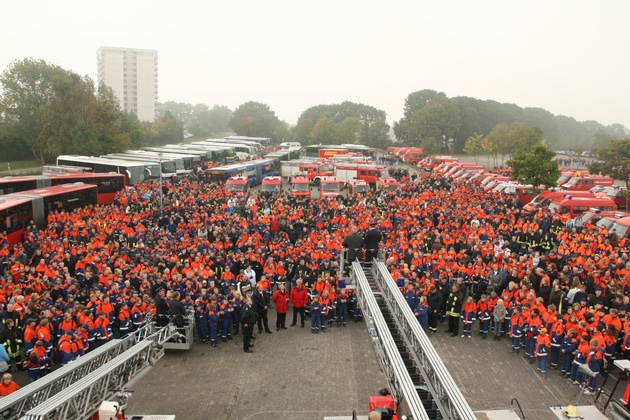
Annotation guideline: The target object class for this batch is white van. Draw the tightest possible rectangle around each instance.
[279,142,301,150]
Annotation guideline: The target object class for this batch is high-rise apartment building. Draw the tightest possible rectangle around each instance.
[97,47,158,122]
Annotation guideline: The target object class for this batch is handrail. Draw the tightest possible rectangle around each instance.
[353,261,430,420]
[373,261,477,420]
[511,398,526,419]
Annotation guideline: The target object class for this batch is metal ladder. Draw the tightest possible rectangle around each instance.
[0,315,180,420]
[353,261,477,420]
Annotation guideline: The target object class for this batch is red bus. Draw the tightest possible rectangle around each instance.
[1,183,98,248]
[0,172,125,205]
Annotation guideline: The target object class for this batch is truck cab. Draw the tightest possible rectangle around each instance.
[376,177,401,192]
[290,175,311,199]
[261,176,282,194]
[318,176,341,198]
[225,176,249,195]
[348,179,370,195]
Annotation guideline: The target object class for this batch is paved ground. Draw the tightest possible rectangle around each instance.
[126,319,387,419]
[429,322,596,420]
[123,317,603,420]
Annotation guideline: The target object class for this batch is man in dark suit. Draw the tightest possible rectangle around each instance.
[241,296,257,353]
[342,226,364,264]
[252,282,272,334]
[364,221,382,262]
[169,291,187,342]
[154,289,170,327]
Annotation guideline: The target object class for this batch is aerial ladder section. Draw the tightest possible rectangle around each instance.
[352,260,476,420]
[372,261,476,420]
[0,314,190,420]
[352,261,430,420]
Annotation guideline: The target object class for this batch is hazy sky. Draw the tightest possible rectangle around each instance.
[2,1,629,129]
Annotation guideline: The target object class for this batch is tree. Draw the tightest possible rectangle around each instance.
[463,133,484,164]
[394,90,446,144]
[487,123,511,163]
[506,142,560,191]
[409,96,461,151]
[308,117,337,145]
[0,58,141,162]
[589,138,630,189]
[292,102,390,148]
[508,123,543,157]
[230,101,280,138]
[145,111,183,145]
[480,136,498,168]
[0,58,69,162]
[421,137,440,155]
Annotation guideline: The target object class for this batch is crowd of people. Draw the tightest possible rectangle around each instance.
[0,157,627,400]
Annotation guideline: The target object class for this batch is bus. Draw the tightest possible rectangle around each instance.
[200,141,257,158]
[143,146,216,164]
[225,136,272,147]
[0,172,125,205]
[1,183,98,248]
[124,150,198,174]
[304,144,376,159]
[57,156,155,185]
[264,149,301,162]
[188,143,238,163]
[128,149,201,171]
[100,153,179,177]
[206,158,279,185]
[217,138,264,152]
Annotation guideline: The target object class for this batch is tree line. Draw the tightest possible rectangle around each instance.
[1,59,627,163]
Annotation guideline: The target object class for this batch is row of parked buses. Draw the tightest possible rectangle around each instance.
[52,136,281,185]
[0,183,99,248]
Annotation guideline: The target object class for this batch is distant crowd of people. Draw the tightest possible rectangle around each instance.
[0,156,627,399]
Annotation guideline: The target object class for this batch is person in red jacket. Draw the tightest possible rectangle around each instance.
[272,282,289,331]
[290,279,308,328]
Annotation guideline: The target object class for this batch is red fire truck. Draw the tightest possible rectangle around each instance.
[290,175,311,199]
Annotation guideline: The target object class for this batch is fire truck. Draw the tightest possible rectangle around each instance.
[331,163,390,187]
[348,179,370,195]
[318,176,341,198]
[261,176,282,193]
[290,175,311,199]
[225,176,249,195]
[376,177,401,192]
[281,159,334,182]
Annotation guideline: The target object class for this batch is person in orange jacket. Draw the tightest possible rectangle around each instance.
[23,318,38,354]
[460,297,476,338]
[35,319,53,357]
[535,328,551,373]
[0,373,20,396]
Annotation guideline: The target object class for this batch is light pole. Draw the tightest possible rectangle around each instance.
[158,153,163,218]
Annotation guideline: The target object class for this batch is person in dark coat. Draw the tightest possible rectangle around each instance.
[364,221,382,262]
[427,285,443,334]
[169,291,187,342]
[154,289,170,327]
[252,283,272,334]
[240,297,257,353]
[342,226,364,264]
[445,284,463,337]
